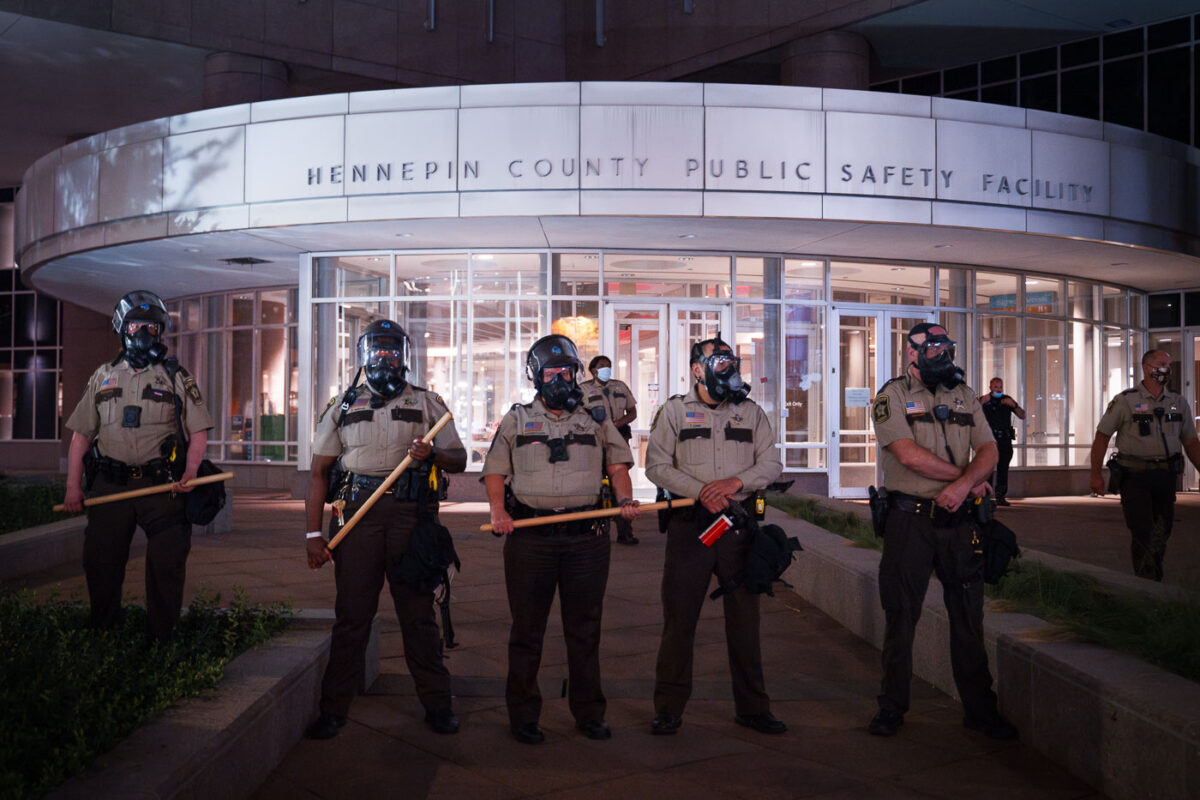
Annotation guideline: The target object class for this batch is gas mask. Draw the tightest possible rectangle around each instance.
[596,367,613,382]
[1150,365,1170,385]
[698,350,750,404]
[538,369,583,411]
[122,323,167,368]
[911,332,964,390]
[364,350,407,399]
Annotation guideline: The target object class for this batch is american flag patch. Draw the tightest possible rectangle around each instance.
[1134,403,1149,412]
[350,395,371,409]
[524,421,545,433]
[906,401,926,414]
[685,411,706,424]
[100,377,118,390]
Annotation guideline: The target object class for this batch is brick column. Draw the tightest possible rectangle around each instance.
[203,52,288,108]
[779,31,870,90]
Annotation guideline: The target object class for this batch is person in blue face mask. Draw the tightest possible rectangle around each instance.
[580,355,640,544]
[979,378,1025,505]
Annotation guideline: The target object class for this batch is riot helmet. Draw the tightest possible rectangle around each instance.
[526,334,584,411]
[112,290,169,368]
[907,322,964,389]
[358,319,411,399]
[690,333,749,404]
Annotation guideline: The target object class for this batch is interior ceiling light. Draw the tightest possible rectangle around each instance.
[933,244,952,249]
[396,232,413,238]
[678,233,696,239]
[184,247,202,254]
[476,254,495,260]
[890,267,904,271]
[678,257,694,262]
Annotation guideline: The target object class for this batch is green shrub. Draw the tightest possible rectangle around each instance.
[0,589,291,799]
[0,475,73,535]
[991,561,1200,683]
[766,492,880,551]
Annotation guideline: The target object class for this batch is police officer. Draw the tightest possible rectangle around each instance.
[979,378,1025,506]
[1089,349,1200,581]
[63,290,213,640]
[483,334,640,745]
[645,334,785,737]
[868,323,1015,740]
[580,354,639,545]
[304,320,466,739]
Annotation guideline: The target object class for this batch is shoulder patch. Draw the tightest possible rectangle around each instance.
[1105,396,1119,414]
[872,393,890,424]
[183,376,203,405]
[318,396,338,423]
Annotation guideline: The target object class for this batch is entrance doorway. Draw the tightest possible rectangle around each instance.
[604,302,729,492]
[827,307,936,498]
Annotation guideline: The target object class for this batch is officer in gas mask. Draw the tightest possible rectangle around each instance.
[867,322,1013,740]
[483,334,640,745]
[1090,349,1200,580]
[645,334,785,737]
[62,290,213,639]
[304,319,467,739]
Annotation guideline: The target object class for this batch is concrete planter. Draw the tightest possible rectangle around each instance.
[781,514,1200,800]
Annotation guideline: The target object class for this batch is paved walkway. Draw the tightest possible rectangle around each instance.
[18,493,1129,799]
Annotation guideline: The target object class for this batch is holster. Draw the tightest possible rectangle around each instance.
[1106,456,1123,493]
[655,485,672,533]
[82,444,100,491]
[972,495,995,526]
[326,463,349,504]
[867,485,889,538]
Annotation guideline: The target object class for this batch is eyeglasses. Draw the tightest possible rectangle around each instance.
[125,321,162,336]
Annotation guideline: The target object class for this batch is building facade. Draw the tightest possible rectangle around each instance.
[15,81,1195,497]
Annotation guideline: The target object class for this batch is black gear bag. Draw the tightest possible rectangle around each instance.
[163,358,226,526]
[386,515,461,648]
[709,504,802,599]
[980,518,1020,585]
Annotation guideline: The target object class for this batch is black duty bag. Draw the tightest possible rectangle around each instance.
[981,519,1020,585]
[742,523,803,596]
[387,515,461,595]
[185,459,226,525]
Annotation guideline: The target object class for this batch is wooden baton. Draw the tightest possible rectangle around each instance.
[479,497,696,533]
[327,411,454,550]
[52,471,235,512]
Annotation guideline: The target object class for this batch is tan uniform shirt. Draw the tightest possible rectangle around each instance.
[66,359,213,465]
[313,383,464,475]
[645,386,782,501]
[579,378,635,427]
[872,374,992,499]
[1097,383,1197,460]
[482,399,633,510]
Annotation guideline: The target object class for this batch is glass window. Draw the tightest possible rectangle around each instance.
[1068,321,1098,465]
[204,296,226,328]
[1025,318,1066,466]
[1103,326,1130,403]
[604,253,730,299]
[259,289,294,325]
[735,257,781,300]
[784,259,825,301]
[1061,66,1100,119]
[938,267,970,308]
[228,329,254,460]
[784,304,823,445]
[398,299,470,445]
[939,311,971,382]
[182,298,201,331]
[830,262,933,306]
[976,272,1020,312]
[1148,293,1180,328]
[553,253,600,296]
[312,300,389,407]
[734,303,782,431]
[551,300,600,368]
[1131,292,1145,328]
[1067,282,1096,320]
[472,252,546,296]
[470,299,545,464]
[1104,56,1144,130]
[397,253,465,297]
[257,327,290,461]
[1025,277,1062,315]
[232,293,255,327]
[1103,286,1129,325]
[314,255,390,299]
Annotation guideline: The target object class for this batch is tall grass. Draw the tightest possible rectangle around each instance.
[0,589,292,799]
[766,492,880,550]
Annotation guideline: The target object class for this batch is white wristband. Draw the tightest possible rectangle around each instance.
[306,531,324,539]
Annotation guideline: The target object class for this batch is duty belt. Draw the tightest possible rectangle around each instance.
[888,491,970,528]
[1115,455,1179,472]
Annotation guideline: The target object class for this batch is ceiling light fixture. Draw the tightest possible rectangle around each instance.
[396,232,413,238]
[933,244,952,249]
[184,247,202,254]
[678,233,696,239]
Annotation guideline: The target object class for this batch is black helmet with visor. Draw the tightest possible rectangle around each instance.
[358,319,412,399]
[112,290,169,368]
[526,334,584,411]
[690,332,749,403]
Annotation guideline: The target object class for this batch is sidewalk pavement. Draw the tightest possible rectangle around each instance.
[18,492,1123,799]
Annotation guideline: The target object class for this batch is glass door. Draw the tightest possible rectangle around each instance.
[827,307,935,498]
[605,301,728,493]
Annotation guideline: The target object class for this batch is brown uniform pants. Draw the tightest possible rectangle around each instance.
[83,473,191,640]
[653,505,769,718]
[503,528,611,726]
[1118,468,1176,581]
[877,507,998,719]
[320,500,451,718]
